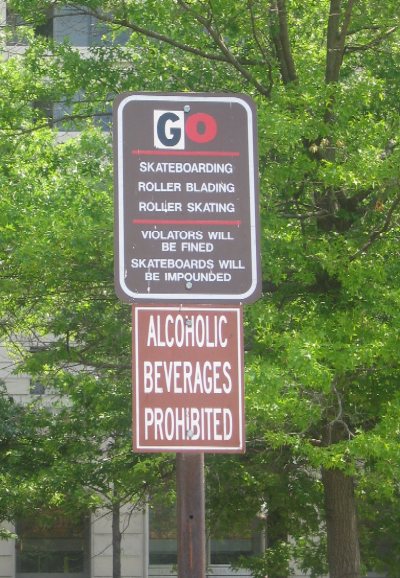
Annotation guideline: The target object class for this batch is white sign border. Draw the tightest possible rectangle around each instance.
[133,305,244,453]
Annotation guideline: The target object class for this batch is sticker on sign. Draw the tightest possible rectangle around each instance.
[113,92,261,304]
[132,305,245,453]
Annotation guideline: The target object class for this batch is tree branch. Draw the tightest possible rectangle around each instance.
[269,0,297,84]
[247,0,274,93]
[326,380,355,443]
[345,26,398,53]
[0,111,112,136]
[247,0,271,63]
[280,209,332,220]
[349,191,400,261]
[176,0,273,97]
[75,4,262,67]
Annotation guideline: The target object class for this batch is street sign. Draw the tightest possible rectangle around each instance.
[132,305,245,453]
[114,92,261,304]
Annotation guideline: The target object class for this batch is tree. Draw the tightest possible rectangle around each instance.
[0,109,174,576]
[26,372,175,578]
[0,380,63,537]
[0,385,27,538]
[1,2,400,577]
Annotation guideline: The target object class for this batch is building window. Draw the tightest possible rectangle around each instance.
[149,501,260,568]
[149,502,177,566]
[53,7,112,47]
[6,7,53,43]
[29,381,46,395]
[5,7,29,45]
[33,8,54,38]
[16,513,90,577]
[210,533,254,565]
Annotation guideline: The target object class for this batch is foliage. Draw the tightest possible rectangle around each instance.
[0,1,400,576]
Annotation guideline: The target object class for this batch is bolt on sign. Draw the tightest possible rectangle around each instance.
[113,92,261,304]
[132,305,245,453]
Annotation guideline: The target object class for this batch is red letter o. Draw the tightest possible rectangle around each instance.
[185,113,217,143]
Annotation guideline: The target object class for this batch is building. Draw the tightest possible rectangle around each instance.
[0,341,267,578]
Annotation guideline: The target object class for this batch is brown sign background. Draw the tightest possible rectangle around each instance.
[132,305,245,453]
[114,93,261,304]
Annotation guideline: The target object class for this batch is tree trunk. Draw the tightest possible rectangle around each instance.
[269,0,297,85]
[325,0,355,84]
[112,499,122,578]
[321,468,361,578]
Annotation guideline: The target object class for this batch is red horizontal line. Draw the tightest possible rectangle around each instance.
[132,219,242,226]
[132,149,240,157]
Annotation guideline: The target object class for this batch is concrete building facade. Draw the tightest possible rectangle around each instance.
[1,342,263,578]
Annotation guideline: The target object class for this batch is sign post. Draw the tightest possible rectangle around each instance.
[113,92,260,578]
[176,453,206,578]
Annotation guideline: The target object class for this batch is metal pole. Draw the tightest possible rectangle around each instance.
[176,453,206,578]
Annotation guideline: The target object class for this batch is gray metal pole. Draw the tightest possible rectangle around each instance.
[176,453,206,578]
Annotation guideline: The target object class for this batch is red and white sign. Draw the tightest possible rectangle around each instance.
[132,305,245,453]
